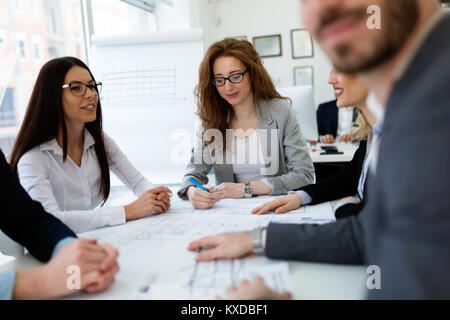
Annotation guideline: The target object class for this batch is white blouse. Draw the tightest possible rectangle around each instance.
[228,130,267,184]
[337,107,355,137]
[17,129,153,233]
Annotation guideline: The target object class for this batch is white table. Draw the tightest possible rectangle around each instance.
[0,251,368,300]
[0,188,368,300]
[309,142,359,163]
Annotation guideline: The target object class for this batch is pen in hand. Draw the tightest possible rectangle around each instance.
[189,177,213,193]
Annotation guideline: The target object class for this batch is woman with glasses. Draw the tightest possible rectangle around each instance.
[177,38,315,209]
[9,57,171,233]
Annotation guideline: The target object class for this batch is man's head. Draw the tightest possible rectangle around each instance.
[301,0,420,73]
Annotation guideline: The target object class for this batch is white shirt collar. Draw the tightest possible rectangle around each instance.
[366,91,385,123]
[39,128,96,155]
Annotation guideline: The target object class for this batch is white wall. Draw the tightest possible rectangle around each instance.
[155,0,336,106]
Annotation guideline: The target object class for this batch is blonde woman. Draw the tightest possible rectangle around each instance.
[251,68,377,219]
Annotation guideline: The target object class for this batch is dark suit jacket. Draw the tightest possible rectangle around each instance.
[0,150,76,262]
[266,14,450,299]
[317,100,338,137]
[317,100,358,137]
[297,141,367,219]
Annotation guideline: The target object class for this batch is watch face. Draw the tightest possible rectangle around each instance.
[244,185,253,197]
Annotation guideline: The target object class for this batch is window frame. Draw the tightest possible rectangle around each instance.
[120,0,155,13]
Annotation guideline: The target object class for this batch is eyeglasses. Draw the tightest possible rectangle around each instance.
[62,81,102,97]
[211,70,248,87]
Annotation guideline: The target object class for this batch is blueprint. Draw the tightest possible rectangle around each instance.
[71,195,334,299]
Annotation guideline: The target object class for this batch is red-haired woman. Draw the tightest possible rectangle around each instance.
[177,38,315,209]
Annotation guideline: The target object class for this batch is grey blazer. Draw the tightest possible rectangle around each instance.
[177,98,315,199]
[265,14,450,299]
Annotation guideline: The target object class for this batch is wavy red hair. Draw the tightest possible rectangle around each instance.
[195,38,288,148]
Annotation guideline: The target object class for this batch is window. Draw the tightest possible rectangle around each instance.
[0,0,86,156]
[49,7,58,34]
[91,0,156,37]
[14,0,24,14]
[47,45,59,59]
[0,29,7,49]
[121,0,156,12]
[31,35,42,61]
[16,32,28,60]
[28,0,38,17]
[0,88,16,128]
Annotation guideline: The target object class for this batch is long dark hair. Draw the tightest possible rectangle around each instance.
[10,56,110,204]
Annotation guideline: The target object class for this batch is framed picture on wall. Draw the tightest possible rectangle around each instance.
[252,34,282,58]
[233,35,248,41]
[291,29,314,59]
[294,66,314,86]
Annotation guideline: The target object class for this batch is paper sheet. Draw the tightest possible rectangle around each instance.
[133,241,291,300]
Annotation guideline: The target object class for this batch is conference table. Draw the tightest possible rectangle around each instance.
[0,186,368,300]
[309,141,359,163]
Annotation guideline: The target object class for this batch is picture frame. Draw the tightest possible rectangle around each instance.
[252,34,282,58]
[294,66,314,87]
[291,29,314,59]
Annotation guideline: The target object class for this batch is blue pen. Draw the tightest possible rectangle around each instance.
[189,177,212,193]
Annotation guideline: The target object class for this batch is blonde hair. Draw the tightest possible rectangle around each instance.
[350,110,372,141]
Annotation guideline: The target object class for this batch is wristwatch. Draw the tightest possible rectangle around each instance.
[243,182,253,198]
[251,227,267,253]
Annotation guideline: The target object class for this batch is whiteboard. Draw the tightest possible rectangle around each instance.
[90,29,204,185]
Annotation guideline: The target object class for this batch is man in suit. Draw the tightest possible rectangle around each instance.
[317,100,358,144]
[188,0,450,299]
[0,150,119,299]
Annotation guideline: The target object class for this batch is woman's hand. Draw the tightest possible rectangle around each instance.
[339,134,356,143]
[319,134,336,144]
[331,196,360,211]
[187,185,223,210]
[214,182,246,199]
[124,186,172,221]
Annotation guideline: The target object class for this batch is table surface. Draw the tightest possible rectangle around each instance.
[0,252,368,300]
[309,142,359,163]
[0,188,368,300]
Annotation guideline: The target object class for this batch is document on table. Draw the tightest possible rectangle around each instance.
[72,196,334,299]
[133,241,291,300]
[194,196,335,223]
[79,197,334,245]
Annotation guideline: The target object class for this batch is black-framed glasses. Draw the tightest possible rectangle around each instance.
[62,81,102,97]
[211,70,248,87]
